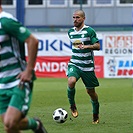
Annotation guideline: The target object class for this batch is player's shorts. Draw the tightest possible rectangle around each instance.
[66,65,99,89]
[0,82,33,116]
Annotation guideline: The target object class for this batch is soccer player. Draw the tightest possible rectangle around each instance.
[0,0,48,133]
[67,10,100,124]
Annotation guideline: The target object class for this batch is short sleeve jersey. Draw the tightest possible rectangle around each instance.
[0,11,31,89]
[68,25,99,71]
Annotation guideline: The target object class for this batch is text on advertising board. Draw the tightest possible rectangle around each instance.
[104,35,133,56]
[117,60,133,76]
[38,39,72,51]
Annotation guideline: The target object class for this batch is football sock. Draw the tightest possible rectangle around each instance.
[67,87,76,106]
[27,118,38,130]
[91,99,99,114]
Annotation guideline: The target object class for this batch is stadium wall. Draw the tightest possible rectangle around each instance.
[2,0,132,29]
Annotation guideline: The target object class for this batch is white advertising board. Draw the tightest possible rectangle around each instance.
[104,56,133,78]
[25,32,103,56]
[103,34,132,56]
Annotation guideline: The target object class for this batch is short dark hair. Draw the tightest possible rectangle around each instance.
[74,10,85,18]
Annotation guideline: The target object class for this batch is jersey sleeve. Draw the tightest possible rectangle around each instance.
[88,27,99,44]
[68,29,72,39]
[1,17,31,43]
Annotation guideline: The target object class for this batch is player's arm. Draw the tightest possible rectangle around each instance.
[78,28,100,50]
[2,18,39,82]
[80,42,100,50]
[16,34,38,83]
[18,34,38,82]
[25,34,38,72]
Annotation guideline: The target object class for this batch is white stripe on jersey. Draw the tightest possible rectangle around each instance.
[71,37,90,43]
[69,30,88,35]
[0,79,20,89]
[70,59,93,64]
[0,57,18,67]
[0,68,21,78]
[0,34,10,43]
[72,52,92,57]
[0,46,12,54]
[68,62,94,71]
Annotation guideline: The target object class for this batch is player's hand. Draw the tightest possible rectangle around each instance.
[16,69,32,89]
[78,43,84,49]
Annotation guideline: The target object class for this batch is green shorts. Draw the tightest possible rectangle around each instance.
[0,82,33,116]
[67,65,99,89]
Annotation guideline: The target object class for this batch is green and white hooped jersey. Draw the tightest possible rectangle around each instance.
[68,25,99,71]
[0,11,31,89]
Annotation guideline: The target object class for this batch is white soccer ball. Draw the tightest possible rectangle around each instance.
[53,108,68,123]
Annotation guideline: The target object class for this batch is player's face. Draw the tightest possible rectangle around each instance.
[73,13,84,28]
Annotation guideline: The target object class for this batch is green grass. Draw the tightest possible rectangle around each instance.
[0,78,132,133]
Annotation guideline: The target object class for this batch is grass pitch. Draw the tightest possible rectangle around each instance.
[0,78,132,133]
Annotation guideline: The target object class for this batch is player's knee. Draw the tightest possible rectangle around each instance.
[68,78,76,88]
[86,89,98,100]
[4,119,18,132]
[86,89,95,96]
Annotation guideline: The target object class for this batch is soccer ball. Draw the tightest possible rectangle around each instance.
[53,108,68,123]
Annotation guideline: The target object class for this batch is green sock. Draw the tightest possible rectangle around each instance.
[27,118,38,130]
[67,87,76,106]
[91,100,99,114]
